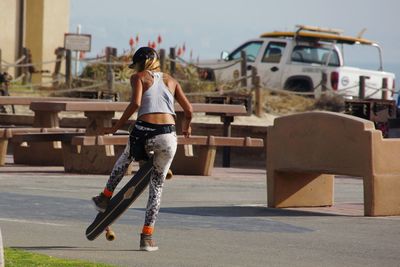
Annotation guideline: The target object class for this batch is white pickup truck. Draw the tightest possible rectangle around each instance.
[198,25,396,99]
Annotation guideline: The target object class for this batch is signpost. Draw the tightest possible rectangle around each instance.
[64,31,91,85]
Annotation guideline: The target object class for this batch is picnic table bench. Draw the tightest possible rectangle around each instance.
[26,101,248,173]
[66,135,264,175]
[11,131,86,165]
[0,127,84,165]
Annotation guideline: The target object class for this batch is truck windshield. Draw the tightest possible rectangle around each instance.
[228,41,263,62]
[291,45,340,66]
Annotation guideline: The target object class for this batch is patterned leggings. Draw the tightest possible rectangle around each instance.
[105,132,177,227]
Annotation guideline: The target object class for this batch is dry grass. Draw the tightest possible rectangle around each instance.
[262,90,315,115]
[313,94,346,112]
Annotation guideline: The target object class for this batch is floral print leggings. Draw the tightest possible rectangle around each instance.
[105,132,177,227]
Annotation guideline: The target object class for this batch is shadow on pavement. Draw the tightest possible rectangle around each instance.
[160,205,341,217]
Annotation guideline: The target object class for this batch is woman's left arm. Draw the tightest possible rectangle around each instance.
[103,75,143,134]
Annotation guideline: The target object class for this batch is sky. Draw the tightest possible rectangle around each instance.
[70,0,400,75]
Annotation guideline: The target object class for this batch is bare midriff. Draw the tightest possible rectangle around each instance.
[138,113,175,125]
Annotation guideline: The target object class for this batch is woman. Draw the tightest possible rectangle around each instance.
[92,47,192,251]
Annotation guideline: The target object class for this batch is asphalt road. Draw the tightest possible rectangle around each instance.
[1,161,400,267]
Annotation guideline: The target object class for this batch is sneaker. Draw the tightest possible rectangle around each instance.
[92,193,110,213]
[140,234,159,252]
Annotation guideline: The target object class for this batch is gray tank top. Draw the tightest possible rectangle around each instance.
[137,72,176,118]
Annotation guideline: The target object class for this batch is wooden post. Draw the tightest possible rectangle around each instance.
[106,47,117,92]
[382,78,388,100]
[0,140,7,166]
[159,49,166,72]
[321,72,328,92]
[52,47,65,87]
[16,0,24,78]
[252,67,262,117]
[240,51,247,87]
[21,47,29,85]
[65,49,72,88]
[222,116,234,167]
[170,47,176,77]
[0,49,2,72]
[359,76,369,99]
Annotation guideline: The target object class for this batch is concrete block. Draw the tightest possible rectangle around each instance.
[266,111,400,216]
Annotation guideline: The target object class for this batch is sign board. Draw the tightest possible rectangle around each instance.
[64,33,91,52]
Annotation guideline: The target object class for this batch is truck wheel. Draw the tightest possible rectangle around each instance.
[284,79,313,94]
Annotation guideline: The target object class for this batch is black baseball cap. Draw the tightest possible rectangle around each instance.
[128,47,158,69]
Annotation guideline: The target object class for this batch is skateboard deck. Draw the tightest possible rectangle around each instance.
[86,159,153,241]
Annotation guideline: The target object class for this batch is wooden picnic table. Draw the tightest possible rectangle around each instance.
[0,96,104,106]
[29,101,247,134]
[0,97,109,166]
[28,101,248,173]
[0,96,108,127]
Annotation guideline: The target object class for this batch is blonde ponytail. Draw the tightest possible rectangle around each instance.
[134,57,160,72]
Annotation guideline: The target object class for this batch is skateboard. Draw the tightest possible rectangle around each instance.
[86,158,153,241]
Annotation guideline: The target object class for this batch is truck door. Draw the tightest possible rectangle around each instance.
[258,41,287,89]
[224,41,263,83]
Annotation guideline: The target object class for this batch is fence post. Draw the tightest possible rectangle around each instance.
[321,71,328,92]
[52,47,65,87]
[359,76,369,99]
[169,47,176,77]
[106,46,117,92]
[159,49,166,72]
[65,49,72,88]
[240,51,247,87]
[382,77,388,100]
[222,116,234,168]
[252,67,262,117]
[21,47,29,85]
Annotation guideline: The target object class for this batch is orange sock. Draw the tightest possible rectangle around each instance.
[102,188,113,198]
[142,226,154,235]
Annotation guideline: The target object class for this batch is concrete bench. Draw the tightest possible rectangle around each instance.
[266,111,400,216]
[1,127,41,165]
[64,135,264,175]
[0,127,85,165]
[9,130,85,166]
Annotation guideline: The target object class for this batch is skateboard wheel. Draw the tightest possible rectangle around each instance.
[105,229,116,241]
[166,169,173,180]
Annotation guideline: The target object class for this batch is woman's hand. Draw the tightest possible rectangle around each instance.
[174,78,192,138]
[103,126,118,135]
[182,125,191,138]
